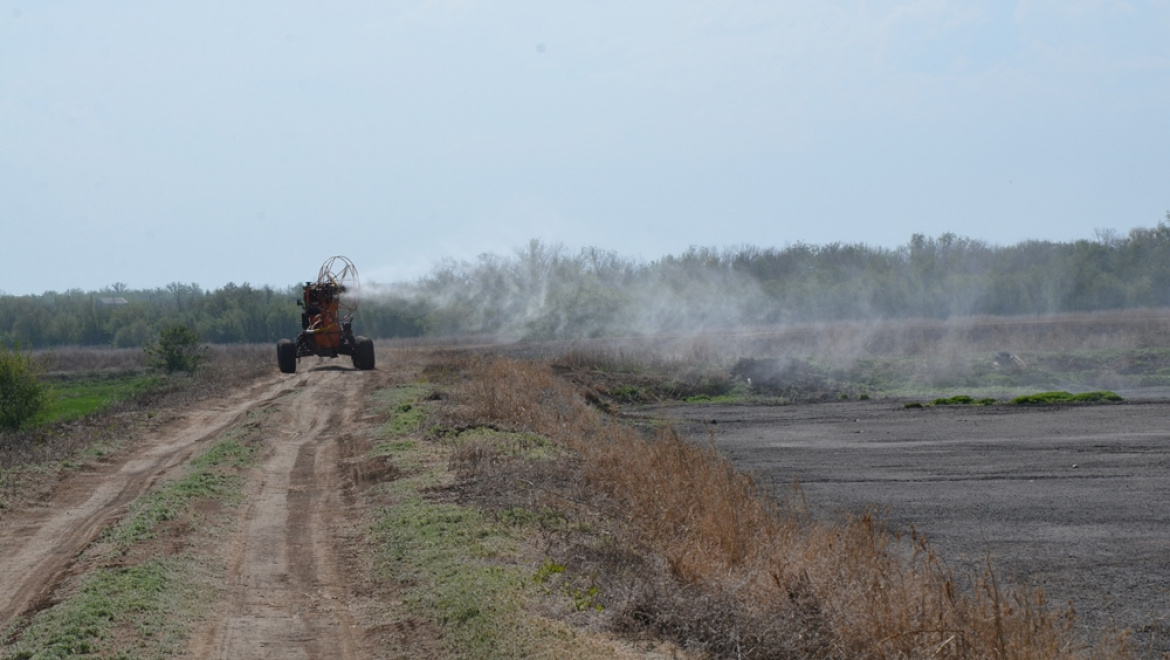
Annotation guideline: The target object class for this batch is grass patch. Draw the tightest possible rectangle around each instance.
[102,432,259,551]
[449,427,563,461]
[373,385,431,437]
[39,374,160,425]
[2,559,196,660]
[683,381,755,404]
[371,496,539,657]
[1010,390,1124,404]
[102,471,243,551]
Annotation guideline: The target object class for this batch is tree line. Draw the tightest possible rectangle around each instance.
[4,219,1170,348]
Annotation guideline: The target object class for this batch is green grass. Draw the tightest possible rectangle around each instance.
[372,495,537,657]
[904,390,1123,408]
[1010,390,1123,404]
[373,385,431,437]
[683,381,767,404]
[39,375,160,424]
[2,559,197,660]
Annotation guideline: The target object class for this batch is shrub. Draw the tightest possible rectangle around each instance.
[144,324,208,374]
[1011,390,1123,404]
[0,344,48,430]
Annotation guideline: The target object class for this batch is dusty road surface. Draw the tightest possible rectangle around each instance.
[0,375,300,625]
[648,398,1170,654]
[0,365,392,659]
[187,367,384,659]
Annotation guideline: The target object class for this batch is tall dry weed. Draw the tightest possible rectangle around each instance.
[446,355,1125,658]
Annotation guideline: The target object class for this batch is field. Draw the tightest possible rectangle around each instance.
[649,399,1170,654]
[1,311,1168,658]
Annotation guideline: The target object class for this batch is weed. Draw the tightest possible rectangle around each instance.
[533,559,566,584]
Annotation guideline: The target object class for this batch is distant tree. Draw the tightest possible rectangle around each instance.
[0,343,48,431]
[145,324,208,374]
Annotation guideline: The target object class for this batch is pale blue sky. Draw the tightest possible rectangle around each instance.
[2,1,1168,294]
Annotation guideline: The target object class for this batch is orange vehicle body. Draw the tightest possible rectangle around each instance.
[303,282,342,350]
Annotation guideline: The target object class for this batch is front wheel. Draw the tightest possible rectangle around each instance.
[352,336,375,370]
[277,338,297,373]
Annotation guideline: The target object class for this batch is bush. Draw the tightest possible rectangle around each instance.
[144,324,208,374]
[0,344,48,430]
[1011,390,1123,404]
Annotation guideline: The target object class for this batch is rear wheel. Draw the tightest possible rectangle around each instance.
[352,336,375,370]
[277,338,297,373]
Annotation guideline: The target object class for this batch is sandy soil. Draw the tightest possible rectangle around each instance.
[645,398,1170,654]
[0,364,395,659]
[185,366,384,659]
[0,374,300,625]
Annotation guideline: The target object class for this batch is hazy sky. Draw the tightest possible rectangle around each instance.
[3,1,1168,295]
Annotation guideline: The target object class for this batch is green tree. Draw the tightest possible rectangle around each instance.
[0,344,48,431]
[145,324,208,374]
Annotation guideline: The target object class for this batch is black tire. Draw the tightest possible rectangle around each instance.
[352,336,375,370]
[277,338,297,373]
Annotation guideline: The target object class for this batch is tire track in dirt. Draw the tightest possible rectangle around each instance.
[0,373,301,628]
[188,368,385,660]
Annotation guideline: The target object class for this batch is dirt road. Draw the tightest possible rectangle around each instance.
[0,365,390,659]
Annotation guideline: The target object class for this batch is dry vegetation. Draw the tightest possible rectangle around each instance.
[425,351,1131,658]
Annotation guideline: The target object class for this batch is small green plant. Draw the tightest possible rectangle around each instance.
[0,343,48,431]
[145,324,208,374]
[609,385,642,402]
[533,558,566,584]
[570,585,604,612]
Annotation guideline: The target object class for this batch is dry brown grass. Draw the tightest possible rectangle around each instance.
[434,354,1129,659]
[34,346,147,374]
